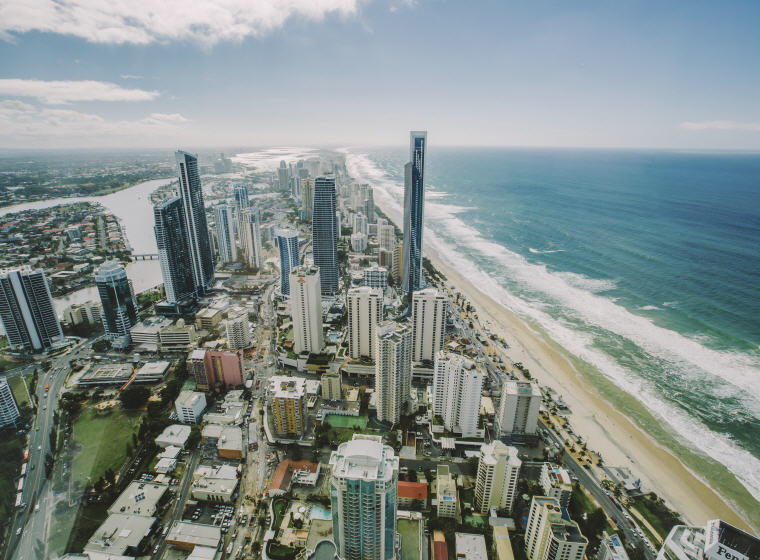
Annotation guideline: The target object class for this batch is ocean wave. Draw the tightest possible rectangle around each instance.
[232,147,318,171]
[529,247,565,254]
[344,148,760,503]
[639,305,661,311]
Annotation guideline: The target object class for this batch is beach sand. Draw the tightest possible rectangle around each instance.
[371,197,752,533]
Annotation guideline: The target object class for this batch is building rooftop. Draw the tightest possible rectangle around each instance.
[433,532,448,560]
[493,525,514,560]
[84,513,155,556]
[705,519,760,559]
[176,390,205,408]
[455,532,488,560]
[550,521,587,544]
[397,481,428,500]
[269,375,306,399]
[155,424,191,447]
[329,434,398,483]
[268,459,320,494]
[107,481,168,517]
[165,521,221,550]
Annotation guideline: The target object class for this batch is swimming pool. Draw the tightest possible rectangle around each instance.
[309,540,336,560]
[309,504,332,520]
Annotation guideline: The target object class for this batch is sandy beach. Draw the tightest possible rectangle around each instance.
[372,197,754,533]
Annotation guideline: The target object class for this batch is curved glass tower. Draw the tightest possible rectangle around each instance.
[402,131,427,302]
[95,260,137,349]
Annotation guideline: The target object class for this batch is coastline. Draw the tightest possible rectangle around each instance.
[372,198,757,533]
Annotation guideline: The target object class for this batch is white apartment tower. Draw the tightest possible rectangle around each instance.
[347,287,383,360]
[213,203,237,264]
[329,435,399,560]
[525,496,587,560]
[411,288,448,363]
[474,441,521,514]
[290,265,325,355]
[496,380,542,437]
[432,351,484,437]
[375,321,412,425]
[0,378,20,428]
[225,312,251,349]
[378,224,396,253]
[242,207,263,269]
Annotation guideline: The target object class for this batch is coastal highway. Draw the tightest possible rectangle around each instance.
[6,338,97,560]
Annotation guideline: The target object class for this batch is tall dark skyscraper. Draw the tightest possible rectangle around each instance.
[175,151,215,295]
[312,176,339,295]
[402,131,427,301]
[276,228,300,297]
[95,260,137,349]
[0,267,63,352]
[154,196,195,304]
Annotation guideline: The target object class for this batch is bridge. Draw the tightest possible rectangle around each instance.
[131,253,159,261]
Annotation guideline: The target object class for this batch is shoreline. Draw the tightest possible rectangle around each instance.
[371,199,756,533]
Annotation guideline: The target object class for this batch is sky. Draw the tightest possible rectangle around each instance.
[0,0,759,150]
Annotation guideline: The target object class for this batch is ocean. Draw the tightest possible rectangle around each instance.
[344,147,760,521]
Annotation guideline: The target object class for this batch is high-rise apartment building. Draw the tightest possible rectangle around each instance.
[436,464,457,518]
[0,267,64,352]
[290,265,324,355]
[597,534,630,560]
[242,207,263,269]
[496,380,542,437]
[378,224,396,253]
[213,204,237,264]
[392,240,403,284]
[347,286,383,360]
[363,265,388,290]
[411,288,448,363]
[225,311,251,349]
[154,196,195,304]
[329,435,399,560]
[188,348,210,391]
[321,370,342,401]
[353,212,368,236]
[269,376,306,436]
[176,151,215,295]
[0,378,20,428]
[276,228,300,297]
[95,260,138,349]
[278,161,289,192]
[313,176,339,295]
[525,496,587,560]
[657,519,760,560]
[175,391,207,424]
[540,463,573,507]
[301,178,314,222]
[233,184,249,246]
[375,321,412,424]
[432,352,484,437]
[475,441,521,514]
[205,349,246,390]
[402,131,427,300]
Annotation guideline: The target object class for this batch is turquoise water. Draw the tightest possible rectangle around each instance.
[309,540,336,560]
[310,505,332,520]
[346,148,760,513]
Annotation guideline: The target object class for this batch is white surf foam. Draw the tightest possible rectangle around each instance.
[344,148,760,503]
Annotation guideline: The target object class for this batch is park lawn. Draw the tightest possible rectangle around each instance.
[0,354,32,374]
[273,497,289,531]
[572,484,598,516]
[71,405,142,487]
[8,374,31,407]
[630,498,672,543]
[398,519,421,560]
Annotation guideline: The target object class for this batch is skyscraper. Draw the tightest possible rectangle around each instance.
[402,131,427,300]
[278,160,289,192]
[329,434,399,560]
[525,496,587,560]
[474,441,521,514]
[0,267,63,352]
[290,265,324,355]
[242,207,263,269]
[347,286,384,360]
[313,176,339,295]
[0,378,20,428]
[375,321,412,424]
[411,288,448,363]
[432,351,484,437]
[176,150,215,295]
[232,184,249,250]
[269,376,306,436]
[496,380,542,437]
[378,224,396,253]
[213,204,237,264]
[301,177,314,222]
[225,311,251,349]
[95,260,138,349]
[154,196,195,304]
[276,228,300,297]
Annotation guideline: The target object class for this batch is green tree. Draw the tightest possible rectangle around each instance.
[119,385,150,409]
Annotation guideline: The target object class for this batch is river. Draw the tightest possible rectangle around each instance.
[0,177,175,315]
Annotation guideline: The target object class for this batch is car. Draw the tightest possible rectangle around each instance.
[16,528,22,536]
[37,445,41,450]
[153,545,160,554]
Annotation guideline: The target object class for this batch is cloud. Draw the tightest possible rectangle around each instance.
[0,79,159,104]
[0,100,189,140]
[0,0,364,46]
[680,120,760,132]
[120,74,143,80]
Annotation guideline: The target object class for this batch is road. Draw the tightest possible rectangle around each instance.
[6,338,96,560]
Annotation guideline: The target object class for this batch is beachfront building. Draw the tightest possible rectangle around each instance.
[313,176,339,295]
[540,462,573,507]
[290,265,324,355]
[95,260,138,349]
[475,441,521,514]
[525,496,587,560]
[242,207,263,269]
[436,464,458,518]
[154,196,196,304]
[411,288,448,363]
[432,351,484,437]
[276,228,300,297]
[175,391,207,424]
[213,203,237,264]
[347,286,383,360]
[496,380,542,438]
[402,131,427,301]
[657,519,760,560]
[329,435,399,560]
[0,267,64,352]
[0,378,20,428]
[375,321,412,425]
[176,151,215,295]
[598,534,630,560]
[269,376,306,437]
[225,311,251,349]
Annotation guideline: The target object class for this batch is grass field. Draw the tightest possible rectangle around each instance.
[0,354,32,374]
[398,519,422,560]
[71,405,142,487]
[324,414,368,429]
[8,374,32,407]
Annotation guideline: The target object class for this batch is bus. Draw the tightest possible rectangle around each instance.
[20,463,27,476]
[15,493,23,508]
[17,477,24,492]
